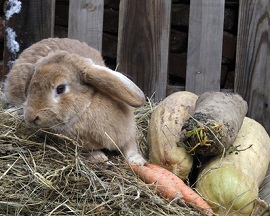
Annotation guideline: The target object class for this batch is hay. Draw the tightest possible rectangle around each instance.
[0,91,201,216]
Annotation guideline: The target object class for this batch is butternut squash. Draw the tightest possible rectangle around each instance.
[196,117,270,215]
[148,91,197,180]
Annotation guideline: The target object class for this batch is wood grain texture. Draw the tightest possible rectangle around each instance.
[68,0,104,52]
[51,0,56,36]
[186,0,225,94]
[235,0,270,133]
[117,0,171,102]
[2,0,54,79]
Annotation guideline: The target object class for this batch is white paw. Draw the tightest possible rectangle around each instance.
[86,150,108,163]
[127,154,147,166]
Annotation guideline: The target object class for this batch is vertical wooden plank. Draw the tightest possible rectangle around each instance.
[186,0,225,94]
[267,16,270,134]
[117,0,171,102]
[68,0,104,52]
[267,38,270,134]
[51,0,56,36]
[235,0,270,134]
[1,0,54,80]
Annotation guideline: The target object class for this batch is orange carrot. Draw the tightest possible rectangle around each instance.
[130,163,184,201]
[130,163,213,216]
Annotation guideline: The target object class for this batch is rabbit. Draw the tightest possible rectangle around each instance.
[4,38,107,105]
[3,38,147,165]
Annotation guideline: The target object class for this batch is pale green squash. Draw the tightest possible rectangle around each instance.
[196,117,270,215]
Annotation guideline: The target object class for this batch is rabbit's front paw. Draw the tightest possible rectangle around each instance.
[127,154,147,166]
[86,150,108,163]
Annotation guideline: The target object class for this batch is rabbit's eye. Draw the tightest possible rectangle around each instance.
[56,84,66,94]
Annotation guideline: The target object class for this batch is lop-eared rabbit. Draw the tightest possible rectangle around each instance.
[4,38,146,165]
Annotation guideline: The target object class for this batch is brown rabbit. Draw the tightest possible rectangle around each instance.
[4,38,147,165]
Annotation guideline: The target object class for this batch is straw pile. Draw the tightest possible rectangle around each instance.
[0,91,201,216]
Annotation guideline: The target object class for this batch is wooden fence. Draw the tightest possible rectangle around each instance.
[1,0,270,134]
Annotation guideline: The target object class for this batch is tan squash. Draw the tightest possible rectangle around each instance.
[259,163,270,204]
[196,117,270,215]
[148,91,198,180]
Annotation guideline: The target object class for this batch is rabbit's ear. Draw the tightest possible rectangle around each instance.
[80,60,145,107]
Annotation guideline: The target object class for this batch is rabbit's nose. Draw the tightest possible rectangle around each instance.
[24,108,41,126]
[32,116,40,126]
[26,114,41,126]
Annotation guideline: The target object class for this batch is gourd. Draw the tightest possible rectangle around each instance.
[180,92,248,156]
[148,91,197,180]
[196,117,270,215]
[259,164,270,204]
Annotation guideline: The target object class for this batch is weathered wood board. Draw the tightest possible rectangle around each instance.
[117,0,171,102]
[2,0,55,79]
[68,0,104,52]
[235,0,270,134]
[186,0,225,94]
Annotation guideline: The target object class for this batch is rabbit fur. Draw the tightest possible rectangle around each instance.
[4,38,147,165]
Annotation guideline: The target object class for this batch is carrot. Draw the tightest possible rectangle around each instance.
[130,163,213,216]
[130,163,184,201]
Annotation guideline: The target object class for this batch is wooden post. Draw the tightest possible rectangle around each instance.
[1,0,55,80]
[117,0,171,102]
[68,0,104,52]
[186,0,225,94]
[235,0,270,134]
